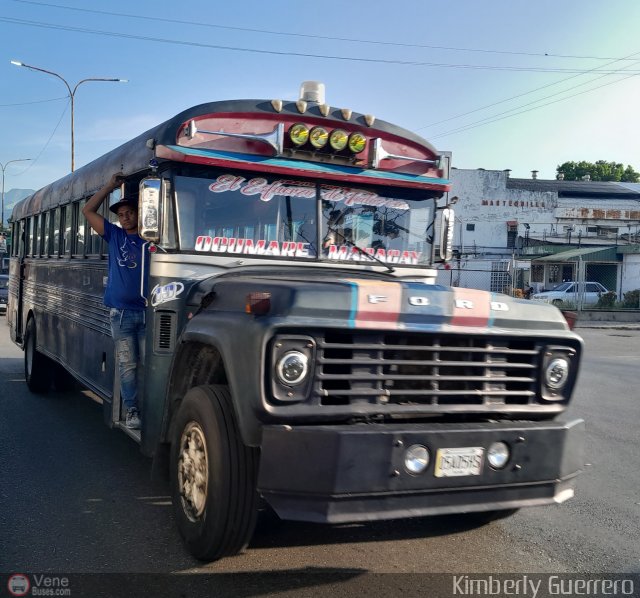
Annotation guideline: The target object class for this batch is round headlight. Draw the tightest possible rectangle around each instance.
[487,441,510,469]
[404,444,430,474]
[276,351,309,385]
[289,123,309,146]
[348,132,367,153]
[545,357,570,389]
[329,129,349,151]
[309,126,329,149]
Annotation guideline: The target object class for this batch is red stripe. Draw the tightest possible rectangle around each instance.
[347,279,402,329]
[451,288,491,327]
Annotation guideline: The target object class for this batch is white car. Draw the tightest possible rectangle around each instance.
[532,281,609,306]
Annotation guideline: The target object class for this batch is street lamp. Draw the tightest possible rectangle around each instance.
[1,158,32,232]
[11,60,127,172]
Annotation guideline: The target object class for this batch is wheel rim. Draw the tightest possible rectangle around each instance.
[177,421,209,521]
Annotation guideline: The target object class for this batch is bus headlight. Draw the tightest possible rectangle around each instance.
[487,441,510,469]
[540,345,579,402]
[404,444,430,474]
[276,351,309,386]
[270,336,316,403]
[545,357,569,390]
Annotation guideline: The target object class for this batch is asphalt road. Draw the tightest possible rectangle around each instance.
[1,323,639,596]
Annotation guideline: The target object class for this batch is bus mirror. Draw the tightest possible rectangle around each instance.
[438,207,454,262]
[139,177,161,242]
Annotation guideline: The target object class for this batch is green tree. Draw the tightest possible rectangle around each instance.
[556,160,639,182]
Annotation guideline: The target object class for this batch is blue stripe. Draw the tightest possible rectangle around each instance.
[346,281,359,328]
[165,145,450,186]
[488,293,498,328]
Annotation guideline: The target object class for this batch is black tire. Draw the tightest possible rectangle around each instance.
[24,317,54,394]
[552,299,563,306]
[170,385,259,561]
[53,363,78,391]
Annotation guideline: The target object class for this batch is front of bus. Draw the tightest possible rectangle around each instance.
[141,83,583,528]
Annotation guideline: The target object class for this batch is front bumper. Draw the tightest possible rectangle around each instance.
[257,419,584,523]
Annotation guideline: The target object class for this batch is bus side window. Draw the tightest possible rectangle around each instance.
[74,201,86,257]
[52,208,61,256]
[41,213,48,256]
[14,221,22,257]
[44,210,53,256]
[62,206,72,256]
[25,217,33,257]
[84,198,105,255]
[32,215,40,256]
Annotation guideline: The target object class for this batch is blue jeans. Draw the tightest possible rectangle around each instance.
[110,308,145,413]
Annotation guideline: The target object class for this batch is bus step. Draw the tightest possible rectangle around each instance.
[114,421,141,443]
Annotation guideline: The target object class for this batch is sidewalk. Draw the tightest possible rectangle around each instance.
[574,321,640,330]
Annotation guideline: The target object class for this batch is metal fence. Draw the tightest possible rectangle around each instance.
[436,258,640,311]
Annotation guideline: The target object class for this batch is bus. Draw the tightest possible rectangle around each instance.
[8,81,584,561]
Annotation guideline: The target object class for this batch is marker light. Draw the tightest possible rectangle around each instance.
[309,126,329,149]
[348,132,367,153]
[329,129,349,151]
[289,123,309,146]
[404,444,430,474]
[245,292,271,315]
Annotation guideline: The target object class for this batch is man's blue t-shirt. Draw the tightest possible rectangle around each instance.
[102,220,148,310]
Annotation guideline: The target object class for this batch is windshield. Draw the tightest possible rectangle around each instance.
[174,172,436,266]
[552,282,573,292]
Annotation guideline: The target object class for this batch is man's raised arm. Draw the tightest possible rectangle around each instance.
[82,172,123,237]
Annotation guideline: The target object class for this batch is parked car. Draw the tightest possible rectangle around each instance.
[0,274,8,315]
[531,281,608,306]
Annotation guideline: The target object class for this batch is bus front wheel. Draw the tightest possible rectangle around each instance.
[170,385,259,561]
[24,317,54,394]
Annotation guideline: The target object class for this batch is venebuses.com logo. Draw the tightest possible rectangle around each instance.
[6,573,71,596]
[7,574,30,597]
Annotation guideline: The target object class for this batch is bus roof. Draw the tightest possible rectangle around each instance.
[12,95,450,221]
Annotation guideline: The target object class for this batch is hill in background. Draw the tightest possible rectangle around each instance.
[4,188,35,215]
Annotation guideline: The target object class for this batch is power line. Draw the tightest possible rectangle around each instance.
[9,0,639,62]
[12,99,70,176]
[420,49,640,130]
[431,70,639,139]
[0,96,67,108]
[2,16,640,74]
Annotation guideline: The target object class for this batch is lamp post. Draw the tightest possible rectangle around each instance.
[1,158,32,233]
[11,60,127,172]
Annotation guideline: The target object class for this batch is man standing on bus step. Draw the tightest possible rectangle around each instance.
[82,172,147,430]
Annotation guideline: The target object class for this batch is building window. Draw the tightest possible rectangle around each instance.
[491,260,511,293]
[506,222,518,248]
[466,223,475,231]
[531,264,544,283]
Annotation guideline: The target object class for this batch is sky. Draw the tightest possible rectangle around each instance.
[1,0,640,199]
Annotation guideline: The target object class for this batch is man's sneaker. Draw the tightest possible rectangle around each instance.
[125,408,141,430]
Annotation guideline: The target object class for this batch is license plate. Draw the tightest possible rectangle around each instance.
[434,447,484,477]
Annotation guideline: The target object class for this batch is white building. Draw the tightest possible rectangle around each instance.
[441,169,640,299]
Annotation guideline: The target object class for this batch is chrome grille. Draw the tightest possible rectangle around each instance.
[314,331,541,407]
